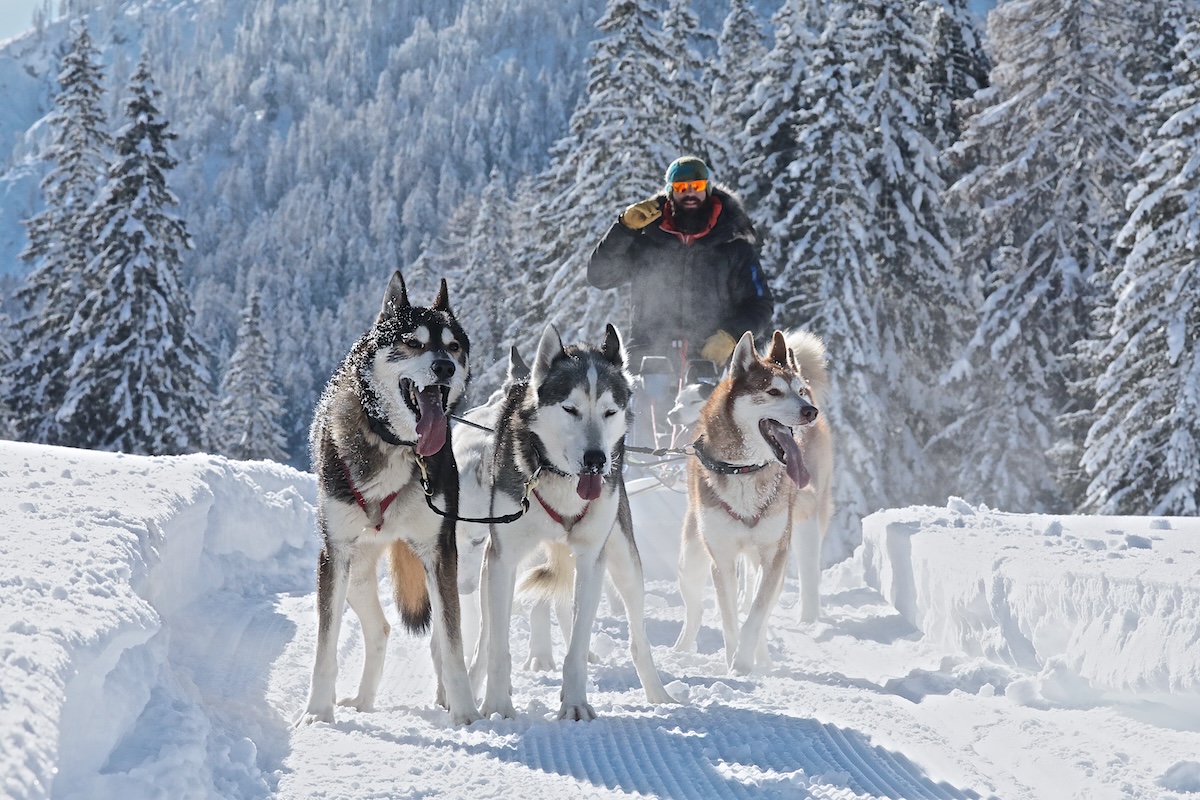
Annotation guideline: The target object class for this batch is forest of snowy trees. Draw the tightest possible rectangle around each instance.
[1,0,1197,555]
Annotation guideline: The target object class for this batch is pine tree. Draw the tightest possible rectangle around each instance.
[848,0,966,506]
[507,0,692,356]
[920,0,990,150]
[211,291,289,462]
[424,169,518,400]
[769,12,878,557]
[57,57,213,455]
[707,0,767,179]
[3,21,110,445]
[738,0,820,275]
[660,0,712,160]
[1081,22,1200,515]
[940,0,1137,511]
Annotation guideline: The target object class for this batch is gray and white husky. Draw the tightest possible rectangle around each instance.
[301,270,481,726]
[471,324,676,721]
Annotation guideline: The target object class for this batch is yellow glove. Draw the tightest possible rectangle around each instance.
[701,330,737,364]
[620,198,662,230]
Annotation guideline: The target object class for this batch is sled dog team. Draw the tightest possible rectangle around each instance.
[300,270,833,726]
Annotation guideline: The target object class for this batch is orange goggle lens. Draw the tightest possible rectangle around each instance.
[671,180,708,194]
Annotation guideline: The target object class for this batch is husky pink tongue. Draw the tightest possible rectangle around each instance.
[414,387,447,456]
[763,419,810,488]
[577,473,604,500]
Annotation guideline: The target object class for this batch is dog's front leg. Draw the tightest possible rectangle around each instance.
[341,542,389,712]
[673,508,707,652]
[605,515,678,704]
[732,543,787,675]
[427,547,483,725]
[559,544,606,721]
[480,537,520,719]
[301,537,352,724]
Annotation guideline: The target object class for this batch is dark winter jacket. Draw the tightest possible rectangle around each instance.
[587,186,773,371]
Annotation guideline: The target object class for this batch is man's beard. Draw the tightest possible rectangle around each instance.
[671,197,712,234]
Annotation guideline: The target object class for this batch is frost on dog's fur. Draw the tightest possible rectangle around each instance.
[301,269,481,727]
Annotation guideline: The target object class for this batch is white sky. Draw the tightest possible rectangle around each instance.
[0,0,41,42]
[3,439,1200,798]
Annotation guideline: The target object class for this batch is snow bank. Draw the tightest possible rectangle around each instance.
[860,500,1200,695]
[0,441,316,800]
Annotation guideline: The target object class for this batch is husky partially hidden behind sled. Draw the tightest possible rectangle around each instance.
[471,324,676,721]
[301,270,481,726]
[674,330,833,675]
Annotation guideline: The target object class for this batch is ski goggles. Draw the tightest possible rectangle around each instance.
[671,179,708,194]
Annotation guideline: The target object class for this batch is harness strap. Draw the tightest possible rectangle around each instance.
[338,456,399,532]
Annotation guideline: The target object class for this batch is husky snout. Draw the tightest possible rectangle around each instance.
[799,402,818,426]
[582,449,606,474]
[431,357,456,383]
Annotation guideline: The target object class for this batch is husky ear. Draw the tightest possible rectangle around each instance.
[767,330,789,367]
[531,325,565,389]
[508,345,530,381]
[729,331,757,378]
[433,278,453,315]
[601,323,626,369]
[381,270,410,317]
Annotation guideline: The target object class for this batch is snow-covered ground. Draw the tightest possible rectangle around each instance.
[3,438,1200,799]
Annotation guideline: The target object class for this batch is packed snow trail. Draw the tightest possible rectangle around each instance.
[5,443,1200,799]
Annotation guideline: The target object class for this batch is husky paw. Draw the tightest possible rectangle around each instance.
[337,695,374,712]
[524,655,556,672]
[645,686,682,705]
[588,650,600,665]
[799,607,821,624]
[296,705,335,726]
[672,637,696,653]
[557,701,597,722]
[449,703,484,726]
[729,655,756,677]
[481,698,518,720]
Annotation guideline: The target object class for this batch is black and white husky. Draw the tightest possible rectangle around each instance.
[301,270,481,726]
[471,324,676,721]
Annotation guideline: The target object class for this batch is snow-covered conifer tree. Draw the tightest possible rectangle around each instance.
[941,0,1137,511]
[921,0,990,150]
[846,0,966,506]
[211,292,288,463]
[769,12,878,557]
[738,0,820,250]
[1082,22,1200,515]
[3,21,110,445]
[660,0,712,160]
[507,0,692,355]
[58,57,212,455]
[707,0,767,179]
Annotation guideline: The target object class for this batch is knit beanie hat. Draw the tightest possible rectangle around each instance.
[665,156,709,185]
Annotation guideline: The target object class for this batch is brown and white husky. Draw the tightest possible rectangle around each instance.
[673,330,833,674]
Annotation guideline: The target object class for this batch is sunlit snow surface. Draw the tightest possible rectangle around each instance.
[2,440,1198,799]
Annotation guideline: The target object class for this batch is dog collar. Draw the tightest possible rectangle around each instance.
[533,489,590,531]
[367,413,415,447]
[531,439,575,479]
[691,437,769,475]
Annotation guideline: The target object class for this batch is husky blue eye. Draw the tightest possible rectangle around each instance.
[604,409,618,418]
[563,405,579,417]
